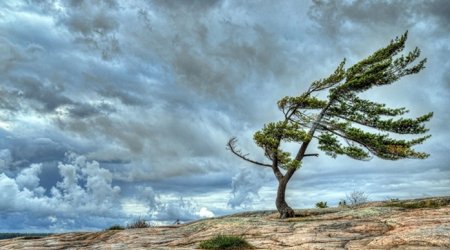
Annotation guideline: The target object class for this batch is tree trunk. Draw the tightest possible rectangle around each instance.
[276,179,295,218]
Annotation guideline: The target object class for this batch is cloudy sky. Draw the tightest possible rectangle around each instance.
[1,0,449,232]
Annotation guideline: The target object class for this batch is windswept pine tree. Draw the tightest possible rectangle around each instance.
[227,32,433,218]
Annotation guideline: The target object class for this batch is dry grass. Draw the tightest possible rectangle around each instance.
[127,218,151,229]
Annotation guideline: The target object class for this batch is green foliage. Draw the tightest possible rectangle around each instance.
[228,32,432,218]
[318,132,370,160]
[329,92,408,117]
[106,224,125,230]
[252,31,432,166]
[336,32,426,95]
[384,199,449,209]
[338,199,347,207]
[253,121,307,169]
[341,126,430,160]
[199,235,253,249]
[278,95,327,111]
[315,201,328,208]
[309,59,347,92]
[127,218,151,229]
[0,233,52,240]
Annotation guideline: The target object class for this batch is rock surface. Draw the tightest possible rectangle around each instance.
[1,197,449,249]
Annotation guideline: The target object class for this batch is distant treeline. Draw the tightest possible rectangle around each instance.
[0,233,52,240]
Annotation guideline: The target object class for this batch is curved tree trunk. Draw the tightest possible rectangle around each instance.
[276,178,295,218]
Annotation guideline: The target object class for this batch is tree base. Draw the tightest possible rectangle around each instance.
[278,206,295,219]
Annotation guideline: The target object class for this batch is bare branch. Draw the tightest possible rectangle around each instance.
[304,153,319,157]
[226,138,272,168]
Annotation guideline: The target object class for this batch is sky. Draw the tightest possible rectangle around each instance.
[0,0,449,232]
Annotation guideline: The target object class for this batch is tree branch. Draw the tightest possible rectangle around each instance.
[226,138,272,168]
[295,101,334,162]
[318,124,374,159]
[304,153,319,157]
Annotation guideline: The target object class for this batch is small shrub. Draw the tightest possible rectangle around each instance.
[338,199,347,207]
[384,198,449,209]
[199,235,253,249]
[127,218,151,229]
[315,201,328,208]
[106,224,125,230]
[346,190,369,206]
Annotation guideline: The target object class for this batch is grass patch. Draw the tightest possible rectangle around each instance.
[384,198,449,209]
[127,218,151,229]
[106,225,125,231]
[315,201,328,208]
[199,235,253,249]
[0,233,52,240]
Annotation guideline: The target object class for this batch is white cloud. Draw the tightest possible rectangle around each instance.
[152,196,218,222]
[0,150,222,230]
[0,172,51,213]
[121,199,151,216]
[0,173,21,211]
[15,163,43,191]
[0,152,124,230]
[197,207,215,218]
[51,153,121,214]
[228,168,269,209]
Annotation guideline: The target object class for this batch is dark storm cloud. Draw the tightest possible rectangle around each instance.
[96,87,147,106]
[26,0,298,179]
[121,1,307,117]
[67,102,116,118]
[309,0,415,35]
[309,0,450,35]
[62,3,119,36]
[0,130,76,173]
[0,88,20,112]
[50,0,121,60]
[152,0,221,9]
[11,137,66,165]
[424,0,450,27]
[10,75,72,113]
[1,73,114,119]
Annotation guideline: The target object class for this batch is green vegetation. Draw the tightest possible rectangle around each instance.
[199,235,253,249]
[106,224,125,230]
[338,199,347,207]
[315,201,328,208]
[384,198,449,209]
[227,31,432,218]
[107,218,152,230]
[0,233,52,240]
[127,218,151,229]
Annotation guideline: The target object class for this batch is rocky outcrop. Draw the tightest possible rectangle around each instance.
[1,197,449,249]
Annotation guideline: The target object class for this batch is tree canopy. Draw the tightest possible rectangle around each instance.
[227,32,432,218]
